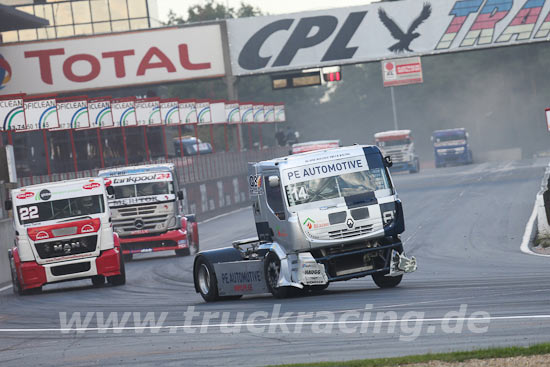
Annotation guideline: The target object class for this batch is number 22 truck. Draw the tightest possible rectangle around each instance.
[193,145,416,301]
[6,178,125,294]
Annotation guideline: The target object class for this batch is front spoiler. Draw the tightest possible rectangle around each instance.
[119,229,187,254]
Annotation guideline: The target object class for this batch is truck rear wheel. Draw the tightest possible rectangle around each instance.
[194,256,220,302]
[264,252,290,299]
[9,252,23,296]
[108,252,126,286]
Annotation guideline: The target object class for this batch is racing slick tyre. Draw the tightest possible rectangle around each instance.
[9,251,24,296]
[409,158,420,174]
[372,272,403,288]
[264,251,291,299]
[194,256,220,302]
[91,275,105,287]
[372,243,404,289]
[107,252,126,286]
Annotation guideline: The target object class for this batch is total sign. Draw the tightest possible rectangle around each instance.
[0,25,225,95]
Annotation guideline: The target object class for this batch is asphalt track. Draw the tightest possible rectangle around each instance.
[1,159,550,366]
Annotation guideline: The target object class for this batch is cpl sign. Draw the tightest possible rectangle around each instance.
[0,25,225,95]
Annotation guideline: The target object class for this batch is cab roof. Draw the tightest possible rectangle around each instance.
[14,177,100,192]
[255,145,379,170]
[374,130,412,140]
[98,163,175,177]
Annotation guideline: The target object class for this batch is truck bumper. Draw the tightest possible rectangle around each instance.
[14,248,121,290]
[119,229,188,255]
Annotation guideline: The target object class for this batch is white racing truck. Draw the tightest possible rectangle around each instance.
[98,164,198,261]
[6,178,125,295]
[193,145,416,302]
[374,130,420,174]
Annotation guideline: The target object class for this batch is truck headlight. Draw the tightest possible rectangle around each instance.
[167,216,177,228]
[383,211,395,225]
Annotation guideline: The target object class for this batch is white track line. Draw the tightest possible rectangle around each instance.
[199,206,249,225]
[0,314,549,333]
[520,199,550,257]
[0,284,12,293]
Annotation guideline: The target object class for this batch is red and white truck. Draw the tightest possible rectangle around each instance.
[98,164,199,260]
[6,178,125,295]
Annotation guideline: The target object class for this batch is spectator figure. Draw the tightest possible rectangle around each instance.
[275,128,286,146]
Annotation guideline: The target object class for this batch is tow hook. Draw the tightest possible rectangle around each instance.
[388,250,417,276]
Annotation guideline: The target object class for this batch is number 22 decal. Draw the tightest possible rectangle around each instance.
[19,206,39,220]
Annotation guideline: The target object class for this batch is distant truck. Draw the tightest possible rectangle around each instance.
[431,128,473,168]
[173,137,212,157]
[98,164,199,261]
[374,130,419,173]
[6,178,125,294]
[192,145,416,302]
[290,140,341,155]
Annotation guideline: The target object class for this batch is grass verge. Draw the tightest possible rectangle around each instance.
[270,343,550,367]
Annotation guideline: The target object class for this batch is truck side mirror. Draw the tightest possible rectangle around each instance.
[430,136,434,142]
[466,132,469,138]
[106,186,115,196]
[268,176,280,188]
[4,200,12,211]
[177,190,184,200]
[384,156,393,168]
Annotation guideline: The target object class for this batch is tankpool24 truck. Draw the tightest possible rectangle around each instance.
[374,130,419,173]
[98,164,198,260]
[432,128,473,167]
[7,178,125,294]
[192,145,416,302]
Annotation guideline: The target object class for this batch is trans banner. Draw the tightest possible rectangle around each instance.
[111,97,137,127]
[274,104,286,122]
[196,100,212,125]
[240,103,254,123]
[210,100,226,124]
[253,104,265,123]
[135,98,161,126]
[55,97,90,130]
[264,104,275,123]
[179,100,198,124]
[23,97,59,131]
[160,99,180,125]
[88,98,114,128]
[225,101,241,123]
[0,94,25,131]
[227,0,550,75]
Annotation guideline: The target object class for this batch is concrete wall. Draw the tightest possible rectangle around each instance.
[0,219,15,286]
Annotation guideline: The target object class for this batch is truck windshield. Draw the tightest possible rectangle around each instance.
[285,168,390,207]
[434,133,465,142]
[113,181,173,199]
[17,195,105,225]
[377,139,410,147]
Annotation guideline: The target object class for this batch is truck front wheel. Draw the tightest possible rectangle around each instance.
[107,252,126,286]
[9,252,23,296]
[194,257,220,302]
[264,252,290,299]
[372,272,403,288]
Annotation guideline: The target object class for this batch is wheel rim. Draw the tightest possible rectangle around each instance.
[267,259,280,289]
[198,263,211,295]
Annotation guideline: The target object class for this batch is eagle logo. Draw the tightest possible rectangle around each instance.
[378,3,432,53]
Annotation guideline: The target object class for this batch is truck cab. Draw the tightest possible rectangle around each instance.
[374,130,419,174]
[98,164,199,260]
[193,145,416,302]
[7,178,125,294]
[432,128,473,167]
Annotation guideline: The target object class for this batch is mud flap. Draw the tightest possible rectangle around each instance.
[388,250,417,277]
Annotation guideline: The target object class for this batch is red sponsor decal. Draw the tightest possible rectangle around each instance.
[104,178,112,186]
[81,224,95,233]
[35,231,49,240]
[234,284,253,292]
[396,63,421,75]
[156,173,171,179]
[16,192,34,199]
[83,182,101,190]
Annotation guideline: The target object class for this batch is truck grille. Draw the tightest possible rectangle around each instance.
[112,204,170,234]
[117,205,157,217]
[328,225,374,239]
[35,235,98,259]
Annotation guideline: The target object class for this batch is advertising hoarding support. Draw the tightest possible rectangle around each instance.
[122,127,129,166]
[69,129,78,173]
[178,125,184,158]
[42,129,51,177]
[96,128,104,168]
[143,126,150,162]
[390,87,399,130]
[162,125,169,160]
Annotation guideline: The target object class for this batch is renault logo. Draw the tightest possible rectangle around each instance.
[134,219,144,229]
[346,218,354,229]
